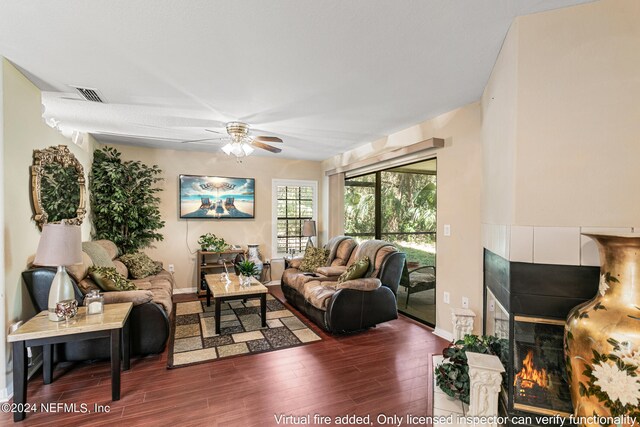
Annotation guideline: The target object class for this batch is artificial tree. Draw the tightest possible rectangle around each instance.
[89,146,165,254]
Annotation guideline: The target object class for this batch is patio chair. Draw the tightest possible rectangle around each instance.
[403,265,436,306]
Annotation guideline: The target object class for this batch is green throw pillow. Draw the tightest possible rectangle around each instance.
[299,247,330,272]
[118,252,162,279]
[89,266,137,292]
[338,256,370,284]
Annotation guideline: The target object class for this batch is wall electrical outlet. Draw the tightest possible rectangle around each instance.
[168,264,175,273]
[462,297,469,309]
[443,292,450,304]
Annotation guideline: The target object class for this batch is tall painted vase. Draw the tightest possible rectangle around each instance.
[565,233,640,427]
[246,244,263,281]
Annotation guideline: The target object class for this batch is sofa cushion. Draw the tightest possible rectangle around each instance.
[302,280,337,311]
[316,266,347,277]
[337,278,382,291]
[299,247,329,272]
[89,266,137,292]
[113,260,129,279]
[149,287,173,315]
[102,290,153,306]
[93,240,119,260]
[282,269,316,293]
[371,245,398,278]
[65,252,94,283]
[330,239,357,266]
[118,252,162,279]
[338,256,369,284]
[134,277,173,295]
[77,277,101,295]
[82,242,115,268]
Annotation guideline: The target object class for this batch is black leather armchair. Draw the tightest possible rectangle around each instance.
[22,268,170,361]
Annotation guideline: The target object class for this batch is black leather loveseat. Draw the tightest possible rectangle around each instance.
[281,237,405,333]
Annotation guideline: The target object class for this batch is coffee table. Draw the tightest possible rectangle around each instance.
[205,273,268,335]
[7,302,132,422]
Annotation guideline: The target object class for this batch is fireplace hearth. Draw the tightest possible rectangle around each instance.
[483,249,600,424]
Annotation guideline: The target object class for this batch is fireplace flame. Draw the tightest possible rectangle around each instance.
[514,350,549,389]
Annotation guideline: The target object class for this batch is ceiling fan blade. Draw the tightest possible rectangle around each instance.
[204,129,225,134]
[181,137,226,144]
[253,135,283,143]
[251,140,282,153]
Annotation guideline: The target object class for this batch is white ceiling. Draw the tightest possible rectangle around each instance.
[0,0,594,160]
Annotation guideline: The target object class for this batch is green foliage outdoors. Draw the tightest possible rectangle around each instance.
[435,335,509,404]
[344,170,437,265]
[90,146,165,254]
[41,163,80,222]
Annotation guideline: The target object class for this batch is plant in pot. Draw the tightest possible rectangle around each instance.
[198,233,227,252]
[435,334,508,404]
[236,260,258,286]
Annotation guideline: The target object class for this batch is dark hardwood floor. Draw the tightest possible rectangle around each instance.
[4,287,448,426]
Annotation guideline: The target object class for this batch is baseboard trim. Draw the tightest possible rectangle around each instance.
[173,287,197,295]
[433,327,454,342]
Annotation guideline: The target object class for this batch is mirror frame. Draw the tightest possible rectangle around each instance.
[31,145,86,229]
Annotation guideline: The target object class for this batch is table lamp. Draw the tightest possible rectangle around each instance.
[302,220,317,249]
[33,223,82,321]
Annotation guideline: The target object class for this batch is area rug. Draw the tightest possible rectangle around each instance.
[168,293,322,368]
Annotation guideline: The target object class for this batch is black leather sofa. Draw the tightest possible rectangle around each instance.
[281,238,406,333]
[22,268,170,361]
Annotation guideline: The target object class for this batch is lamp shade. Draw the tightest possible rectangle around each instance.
[302,220,317,237]
[34,223,82,267]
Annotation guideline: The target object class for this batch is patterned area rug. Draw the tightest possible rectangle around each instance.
[168,293,322,367]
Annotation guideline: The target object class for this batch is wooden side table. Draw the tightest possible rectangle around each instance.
[7,302,133,422]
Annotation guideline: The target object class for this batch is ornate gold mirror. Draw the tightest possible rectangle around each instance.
[31,145,86,229]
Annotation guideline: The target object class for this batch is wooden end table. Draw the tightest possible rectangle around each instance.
[7,302,133,422]
[205,273,268,335]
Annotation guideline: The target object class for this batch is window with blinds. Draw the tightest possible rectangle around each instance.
[274,181,316,254]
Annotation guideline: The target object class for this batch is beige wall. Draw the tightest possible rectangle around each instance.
[514,0,640,227]
[323,102,484,336]
[481,20,519,226]
[104,143,323,291]
[2,59,96,397]
[484,0,640,228]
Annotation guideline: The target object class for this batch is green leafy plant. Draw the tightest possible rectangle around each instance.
[236,260,258,277]
[197,233,227,252]
[41,163,80,222]
[435,335,508,404]
[89,146,165,254]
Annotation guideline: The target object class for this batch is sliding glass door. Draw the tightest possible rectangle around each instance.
[344,159,437,325]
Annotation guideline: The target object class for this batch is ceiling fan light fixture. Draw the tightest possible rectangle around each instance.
[241,143,254,156]
[221,143,233,155]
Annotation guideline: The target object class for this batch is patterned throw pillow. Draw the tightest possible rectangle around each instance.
[299,247,330,272]
[88,266,137,292]
[338,256,370,284]
[118,252,162,279]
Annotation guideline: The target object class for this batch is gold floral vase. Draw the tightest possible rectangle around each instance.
[565,233,640,427]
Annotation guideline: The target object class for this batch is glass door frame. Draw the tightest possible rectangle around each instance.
[344,156,437,327]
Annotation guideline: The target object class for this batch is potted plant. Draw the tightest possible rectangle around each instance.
[435,335,507,404]
[236,260,258,286]
[197,233,227,252]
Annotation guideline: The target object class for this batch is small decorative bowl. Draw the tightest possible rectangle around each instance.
[55,299,78,321]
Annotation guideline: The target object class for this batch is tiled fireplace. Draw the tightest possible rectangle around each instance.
[483,249,599,421]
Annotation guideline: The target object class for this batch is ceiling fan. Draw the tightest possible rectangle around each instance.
[181,121,283,158]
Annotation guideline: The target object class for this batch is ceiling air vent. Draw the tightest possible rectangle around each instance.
[71,86,105,103]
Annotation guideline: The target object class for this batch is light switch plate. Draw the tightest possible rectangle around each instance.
[444,224,451,236]
[443,292,450,304]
